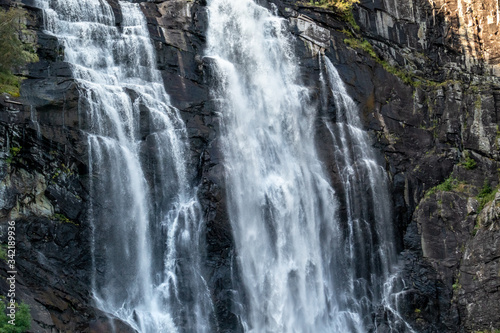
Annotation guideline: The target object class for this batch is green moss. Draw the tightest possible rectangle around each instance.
[343,36,422,87]
[52,213,79,226]
[0,301,31,333]
[51,163,74,181]
[342,33,466,90]
[380,61,419,86]
[0,71,22,97]
[344,38,376,58]
[426,79,461,89]
[474,96,482,110]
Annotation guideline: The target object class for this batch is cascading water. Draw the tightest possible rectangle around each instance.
[321,56,405,330]
[206,0,401,331]
[35,0,213,331]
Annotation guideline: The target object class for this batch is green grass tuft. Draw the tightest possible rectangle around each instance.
[426,176,460,197]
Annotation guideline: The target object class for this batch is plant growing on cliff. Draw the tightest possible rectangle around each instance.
[311,0,360,29]
[52,213,79,226]
[0,245,7,261]
[0,301,31,333]
[312,0,359,12]
[426,176,459,197]
[5,146,21,165]
[476,180,495,212]
[462,155,477,170]
[0,6,38,97]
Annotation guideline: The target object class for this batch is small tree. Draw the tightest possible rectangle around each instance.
[0,301,31,333]
[0,6,38,96]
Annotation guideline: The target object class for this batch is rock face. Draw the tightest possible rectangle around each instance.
[0,0,499,332]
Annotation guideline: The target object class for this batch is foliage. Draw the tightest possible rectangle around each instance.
[426,176,459,197]
[344,38,376,58]
[477,180,495,212]
[0,301,31,333]
[0,7,38,96]
[0,72,21,98]
[52,213,79,226]
[344,36,420,86]
[311,0,359,12]
[6,146,21,165]
[0,244,6,261]
[462,156,477,170]
[311,0,360,30]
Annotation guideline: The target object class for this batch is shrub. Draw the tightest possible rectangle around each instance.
[6,146,21,165]
[0,245,6,261]
[311,0,360,29]
[319,0,359,12]
[0,301,31,333]
[0,6,38,96]
[463,156,477,170]
[477,180,496,212]
[426,176,459,197]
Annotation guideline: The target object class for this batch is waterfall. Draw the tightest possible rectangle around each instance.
[35,0,213,331]
[321,56,403,330]
[206,0,399,331]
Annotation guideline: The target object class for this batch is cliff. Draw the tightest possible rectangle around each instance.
[0,0,498,332]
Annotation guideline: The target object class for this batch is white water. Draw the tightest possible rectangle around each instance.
[34,0,410,330]
[35,0,213,331]
[321,56,405,331]
[206,0,400,331]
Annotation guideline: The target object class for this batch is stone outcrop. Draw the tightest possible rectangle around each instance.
[1,0,499,331]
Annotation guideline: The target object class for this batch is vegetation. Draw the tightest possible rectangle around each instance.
[471,180,497,235]
[0,6,38,97]
[6,146,21,165]
[0,71,22,97]
[344,34,421,86]
[0,244,6,261]
[426,176,460,197]
[310,0,360,30]
[52,213,79,226]
[462,155,477,170]
[310,0,359,12]
[344,38,376,57]
[0,301,31,333]
[476,180,495,212]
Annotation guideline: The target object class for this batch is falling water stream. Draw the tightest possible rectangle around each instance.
[34,0,408,331]
[206,0,400,331]
[35,0,213,332]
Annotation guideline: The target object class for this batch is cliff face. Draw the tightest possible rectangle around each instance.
[350,0,500,331]
[0,0,499,332]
